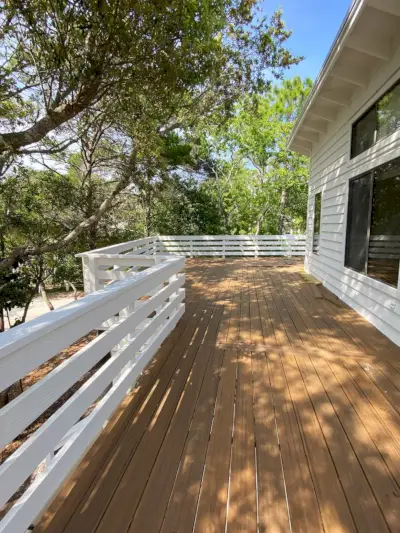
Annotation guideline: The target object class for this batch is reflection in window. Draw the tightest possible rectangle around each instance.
[313,192,321,254]
[351,79,400,159]
[345,174,373,273]
[377,83,400,141]
[345,158,400,287]
[368,161,400,286]
[351,107,376,158]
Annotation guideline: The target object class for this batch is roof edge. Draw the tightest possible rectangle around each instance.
[287,0,367,153]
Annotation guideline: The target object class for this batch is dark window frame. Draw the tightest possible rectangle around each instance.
[345,158,400,288]
[351,78,400,159]
[312,192,322,255]
[345,172,374,273]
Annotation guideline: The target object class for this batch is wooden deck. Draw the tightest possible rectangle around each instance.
[36,258,400,533]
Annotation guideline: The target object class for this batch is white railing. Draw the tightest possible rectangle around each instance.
[0,255,184,533]
[156,235,306,256]
[79,235,306,261]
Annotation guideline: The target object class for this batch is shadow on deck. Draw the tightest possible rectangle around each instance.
[36,258,400,533]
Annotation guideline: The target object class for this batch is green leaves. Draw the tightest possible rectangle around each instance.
[0,0,301,167]
[194,77,312,234]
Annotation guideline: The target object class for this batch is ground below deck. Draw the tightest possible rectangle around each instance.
[36,258,400,533]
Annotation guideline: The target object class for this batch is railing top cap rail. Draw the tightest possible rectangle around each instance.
[76,236,156,257]
[0,256,183,358]
[158,234,305,239]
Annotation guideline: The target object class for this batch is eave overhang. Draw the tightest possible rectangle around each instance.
[288,0,400,157]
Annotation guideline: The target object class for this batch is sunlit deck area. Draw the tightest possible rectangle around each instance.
[35,258,400,533]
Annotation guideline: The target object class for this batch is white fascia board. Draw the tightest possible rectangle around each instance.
[287,0,367,153]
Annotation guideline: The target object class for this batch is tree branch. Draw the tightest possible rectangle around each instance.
[0,76,102,156]
[0,152,137,270]
[18,138,78,156]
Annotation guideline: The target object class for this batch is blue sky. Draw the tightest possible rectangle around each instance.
[262,0,351,81]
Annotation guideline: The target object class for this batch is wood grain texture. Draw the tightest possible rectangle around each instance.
[36,258,400,533]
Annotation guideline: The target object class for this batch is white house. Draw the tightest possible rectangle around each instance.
[288,0,400,347]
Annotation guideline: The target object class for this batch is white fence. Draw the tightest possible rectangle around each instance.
[79,235,306,261]
[156,235,306,256]
[0,255,184,533]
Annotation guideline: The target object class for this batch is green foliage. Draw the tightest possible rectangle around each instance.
[0,265,32,315]
[0,1,308,326]
[151,176,222,236]
[192,76,313,234]
[0,0,301,172]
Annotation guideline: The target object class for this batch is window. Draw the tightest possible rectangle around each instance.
[377,83,400,141]
[313,192,322,254]
[351,80,400,159]
[345,158,400,287]
[351,107,376,158]
[345,174,373,272]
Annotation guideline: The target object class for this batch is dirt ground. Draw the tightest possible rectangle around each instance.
[6,290,84,329]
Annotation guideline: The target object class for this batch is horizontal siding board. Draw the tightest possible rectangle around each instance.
[308,254,400,325]
[306,52,400,347]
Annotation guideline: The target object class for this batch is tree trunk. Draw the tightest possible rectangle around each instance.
[144,178,152,237]
[0,308,4,333]
[279,188,287,234]
[0,380,24,408]
[0,77,102,157]
[65,280,78,300]
[88,224,98,250]
[39,282,54,311]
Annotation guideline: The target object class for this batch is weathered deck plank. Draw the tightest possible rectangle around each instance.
[36,258,400,533]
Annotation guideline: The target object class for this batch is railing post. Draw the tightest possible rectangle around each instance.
[82,256,100,295]
[287,235,293,258]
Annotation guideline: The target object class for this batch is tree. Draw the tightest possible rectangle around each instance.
[0,1,301,271]
[151,175,222,236]
[0,1,300,171]
[196,76,312,234]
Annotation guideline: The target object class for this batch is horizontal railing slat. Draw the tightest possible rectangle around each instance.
[0,247,185,533]
[0,277,184,448]
[76,238,156,256]
[157,235,306,241]
[0,258,184,390]
[78,235,307,259]
[0,304,184,533]
[0,291,184,510]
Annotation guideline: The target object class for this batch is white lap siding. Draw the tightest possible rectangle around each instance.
[305,49,400,346]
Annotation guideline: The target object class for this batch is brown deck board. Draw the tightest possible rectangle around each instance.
[159,347,224,533]
[36,258,400,533]
[227,352,257,532]
[193,348,238,533]
[252,352,290,533]
[95,307,214,533]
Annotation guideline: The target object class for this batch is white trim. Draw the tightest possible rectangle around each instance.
[288,0,367,151]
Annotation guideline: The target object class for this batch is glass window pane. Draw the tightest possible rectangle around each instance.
[313,193,321,254]
[377,83,400,141]
[351,107,377,158]
[367,159,400,287]
[345,174,373,272]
